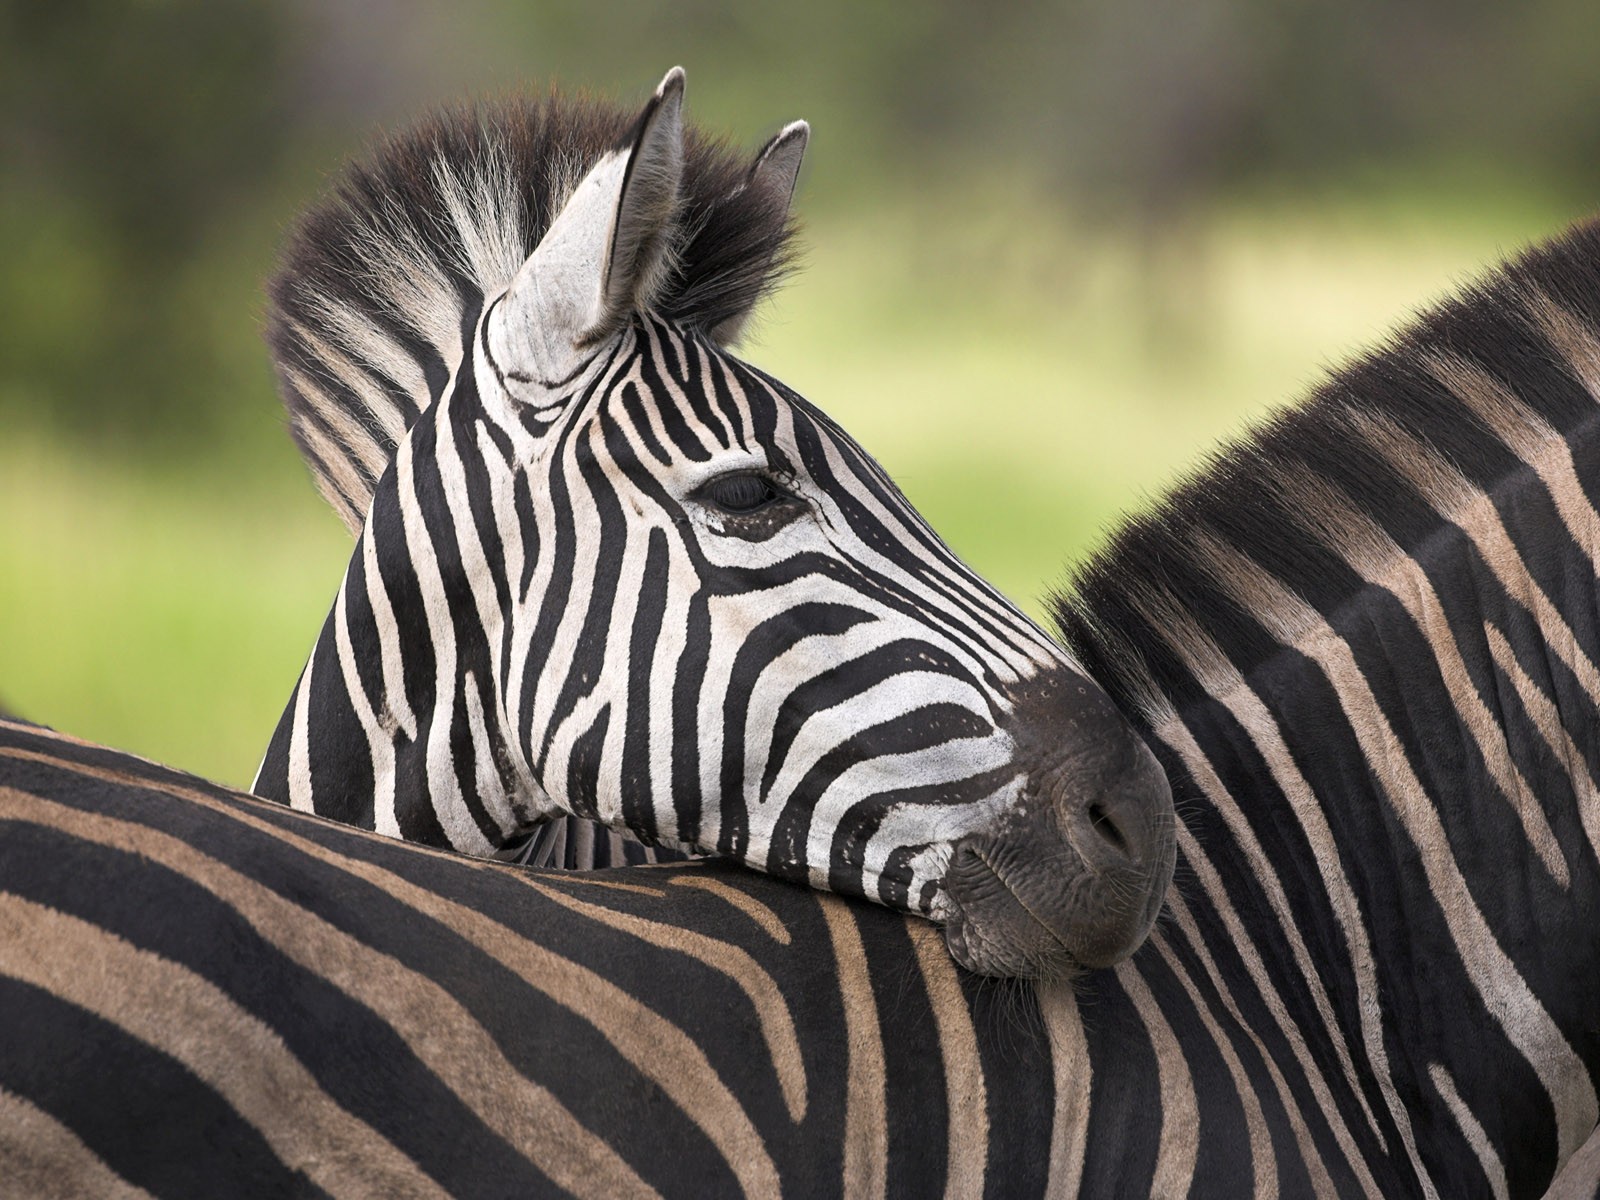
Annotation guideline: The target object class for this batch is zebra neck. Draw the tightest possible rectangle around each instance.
[255,404,541,854]
[1056,225,1600,1172]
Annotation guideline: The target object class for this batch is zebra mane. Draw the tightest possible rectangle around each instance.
[267,89,800,531]
[1055,216,1600,725]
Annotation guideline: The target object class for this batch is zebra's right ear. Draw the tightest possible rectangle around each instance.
[487,68,686,404]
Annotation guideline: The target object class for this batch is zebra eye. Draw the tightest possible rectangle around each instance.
[700,472,784,515]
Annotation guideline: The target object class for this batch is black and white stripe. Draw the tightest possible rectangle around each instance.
[253,186,1600,1189]
[1038,213,1600,1195]
[251,69,1177,978]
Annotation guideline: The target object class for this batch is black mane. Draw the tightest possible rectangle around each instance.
[1055,216,1600,722]
[266,88,800,530]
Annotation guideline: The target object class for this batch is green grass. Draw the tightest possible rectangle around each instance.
[0,186,1574,787]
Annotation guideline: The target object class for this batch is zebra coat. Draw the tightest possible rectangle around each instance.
[1,717,1058,1198]
[1046,211,1600,1194]
[9,211,1600,1197]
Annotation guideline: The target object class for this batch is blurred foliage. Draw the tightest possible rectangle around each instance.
[4,0,1600,446]
[0,0,295,441]
[2,1,1598,777]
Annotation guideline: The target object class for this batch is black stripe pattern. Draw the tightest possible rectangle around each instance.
[5,222,1600,1199]
[251,73,1177,978]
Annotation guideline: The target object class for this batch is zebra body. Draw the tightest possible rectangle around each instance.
[251,70,1176,979]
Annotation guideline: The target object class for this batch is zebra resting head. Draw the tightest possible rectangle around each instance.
[254,68,1177,979]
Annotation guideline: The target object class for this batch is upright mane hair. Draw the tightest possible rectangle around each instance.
[1054,216,1600,723]
[267,89,800,531]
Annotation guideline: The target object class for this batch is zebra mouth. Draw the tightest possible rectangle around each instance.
[940,832,1170,979]
[937,738,1176,980]
[940,848,1085,980]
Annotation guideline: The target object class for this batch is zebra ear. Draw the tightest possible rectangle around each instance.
[596,66,686,332]
[488,68,686,398]
[710,120,809,346]
[750,120,809,205]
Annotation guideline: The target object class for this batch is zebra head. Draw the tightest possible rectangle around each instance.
[256,69,1176,979]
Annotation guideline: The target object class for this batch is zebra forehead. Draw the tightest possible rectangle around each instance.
[267,88,801,532]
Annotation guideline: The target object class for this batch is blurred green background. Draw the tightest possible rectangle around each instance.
[2,0,1597,786]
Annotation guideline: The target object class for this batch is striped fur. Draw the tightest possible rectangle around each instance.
[253,73,1178,978]
[1548,1132,1600,1200]
[0,718,1056,1198]
[12,218,1600,1196]
[1048,217,1600,1194]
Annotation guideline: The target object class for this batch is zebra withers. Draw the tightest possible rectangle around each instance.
[252,69,1178,980]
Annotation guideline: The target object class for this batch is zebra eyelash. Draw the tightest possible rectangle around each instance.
[693,471,796,517]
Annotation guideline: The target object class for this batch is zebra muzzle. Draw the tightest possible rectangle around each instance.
[939,676,1177,980]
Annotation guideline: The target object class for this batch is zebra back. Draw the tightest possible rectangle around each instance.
[0,716,1052,1197]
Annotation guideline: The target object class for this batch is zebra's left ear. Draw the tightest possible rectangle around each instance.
[748,120,809,207]
[488,68,686,399]
[710,120,809,346]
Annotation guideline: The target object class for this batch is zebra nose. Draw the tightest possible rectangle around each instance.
[1087,799,1131,855]
[938,665,1177,979]
[939,743,1175,978]
[1055,735,1172,871]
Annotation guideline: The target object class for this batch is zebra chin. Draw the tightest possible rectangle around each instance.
[937,676,1177,980]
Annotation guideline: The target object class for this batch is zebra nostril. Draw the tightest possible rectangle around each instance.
[1087,800,1130,857]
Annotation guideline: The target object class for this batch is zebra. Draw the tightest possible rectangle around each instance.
[1037,209,1600,1194]
[240,186,1600,1192]
[9,214,1600,1200]
[249,68,1177,981]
